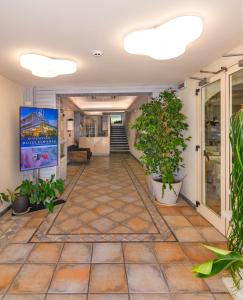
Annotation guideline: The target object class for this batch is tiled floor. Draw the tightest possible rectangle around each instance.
[0,154,232,299]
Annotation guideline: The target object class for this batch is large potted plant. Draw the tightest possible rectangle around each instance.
[131,90,190,205]
[192,106,243,293]
[30,174,64,213]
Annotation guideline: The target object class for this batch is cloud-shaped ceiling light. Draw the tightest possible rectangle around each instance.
[124,16,203,60]
[20,54,77,78]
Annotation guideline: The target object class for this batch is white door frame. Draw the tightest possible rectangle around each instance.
[197,72,227,234]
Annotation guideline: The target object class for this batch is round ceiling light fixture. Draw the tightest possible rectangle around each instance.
[124,16,203,60]
[20,54,77,78]
[91,50,103,57]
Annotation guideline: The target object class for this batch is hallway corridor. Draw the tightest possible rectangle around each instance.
[0,155,231,299]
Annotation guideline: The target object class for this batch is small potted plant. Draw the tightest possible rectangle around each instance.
[131,90,190,205]
[0,178,34,214]
[30,174,64,213]
[14,179,34,214]
[192,106,243,294]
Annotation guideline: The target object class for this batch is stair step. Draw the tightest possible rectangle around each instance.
[111,150,130,152]
[111,146,129,148]
[110,125,129,152]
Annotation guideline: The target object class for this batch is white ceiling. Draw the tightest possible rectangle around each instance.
[0,0,242,87]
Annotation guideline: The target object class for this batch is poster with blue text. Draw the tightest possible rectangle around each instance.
[20,107,58,171]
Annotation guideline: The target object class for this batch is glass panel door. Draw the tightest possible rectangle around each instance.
[226,67,243,221]
[198,75,226,234]
[203,80,221,215]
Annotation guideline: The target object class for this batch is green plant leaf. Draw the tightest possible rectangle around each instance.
[203,245,232,256]
[192,260,213,275]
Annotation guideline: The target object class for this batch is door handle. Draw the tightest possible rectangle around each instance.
[204,150,210,161]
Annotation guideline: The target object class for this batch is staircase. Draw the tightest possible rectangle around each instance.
[110,125,129,152]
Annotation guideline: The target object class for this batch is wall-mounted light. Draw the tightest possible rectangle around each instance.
[67,118,74,137]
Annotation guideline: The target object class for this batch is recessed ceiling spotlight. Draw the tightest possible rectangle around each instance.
[124,16,203,60]
[91,50,103,57]
[20,54,77,78]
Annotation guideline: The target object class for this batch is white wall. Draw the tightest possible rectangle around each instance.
[0,75,23,211]
[126,109,142,160]
[177,80,198,204]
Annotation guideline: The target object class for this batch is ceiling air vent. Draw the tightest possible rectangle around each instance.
[91,50,103,57]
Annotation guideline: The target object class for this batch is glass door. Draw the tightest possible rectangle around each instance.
[197,74,226,234]
[225,65,243,224]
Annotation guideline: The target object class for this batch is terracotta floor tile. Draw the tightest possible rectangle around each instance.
[123,243,156,263]
[88,295,129,300]
[109,200,126,209]
[110,225,133,234]
[89,264,128,293]
[157,206,182,216]
[125,217,154,233]
[126,264,168,293]
[0,264,21,293]
[181,243,215,263]
[130,294,171,300]
[90,217,114,232]
[173,294,214,300]
[93,204,114,216]
[4,295,45,300]
[10,228,36,243]
[204,275,228,293]
[107,211,129,222]
[60,243,92,263]
[153,242,188,263]
[173,227,205,242]
[9,264,55,294]
[49,264,90,294]
[92,243,123,263]
[213,293,233,300]
[24,217,43,229]
[163,216,192,228]
[162,264,208,292]
[28,243,63,263]
[179,206,198,216]
[196,227,227,242]
[186,215,211,227]
[0,243,33,263]
[46,295,86,300]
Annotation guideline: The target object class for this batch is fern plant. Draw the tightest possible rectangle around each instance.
[193,107,243,290]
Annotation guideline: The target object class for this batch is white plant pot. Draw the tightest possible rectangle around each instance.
[146,173,160,197]
[152,179,182,205]
[222,270,243,299]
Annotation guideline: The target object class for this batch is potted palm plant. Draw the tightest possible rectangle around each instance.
[192,106,243,293]
[131,90,190,205]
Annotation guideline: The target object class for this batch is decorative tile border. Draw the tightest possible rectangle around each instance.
[31,156,176,242]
